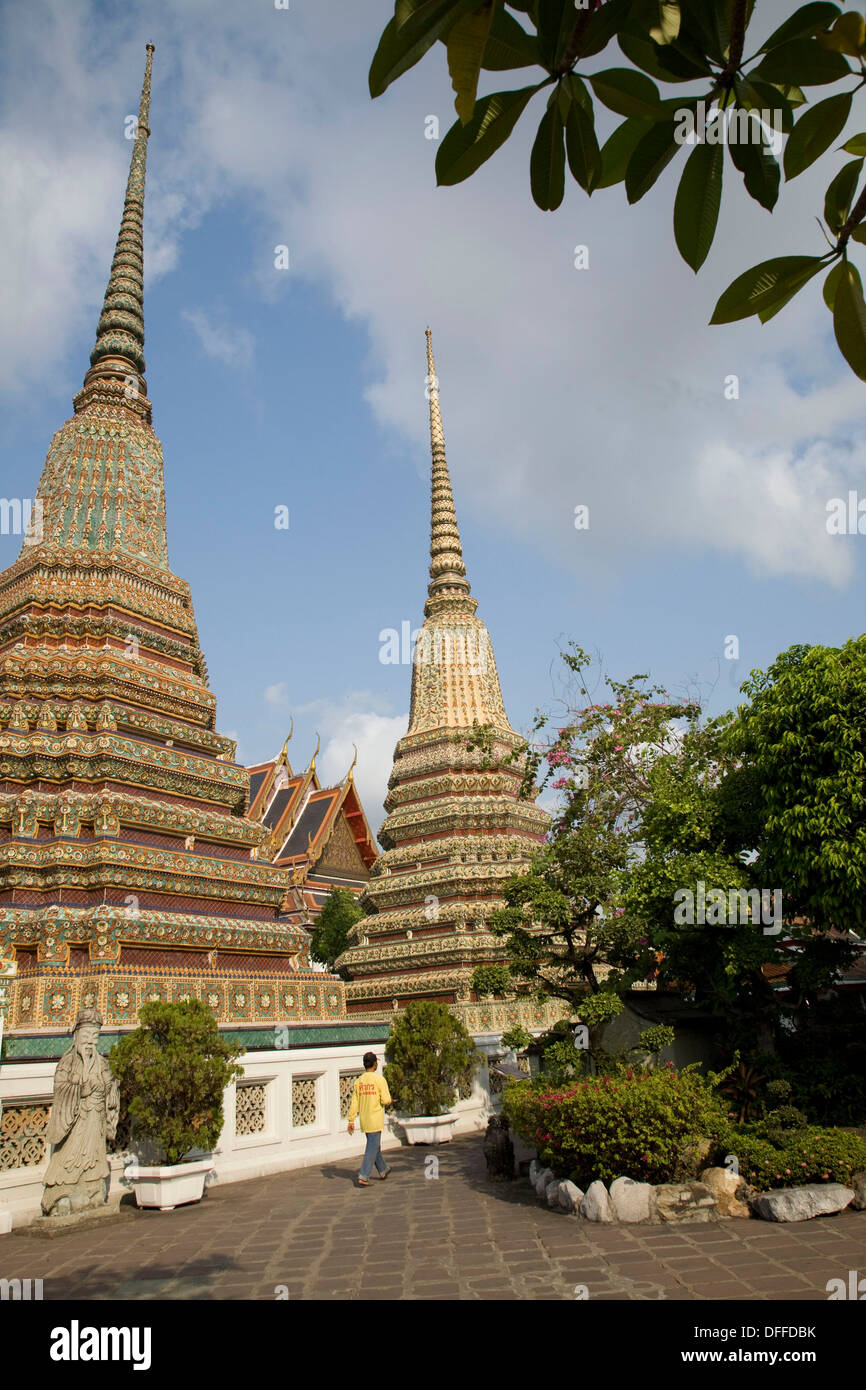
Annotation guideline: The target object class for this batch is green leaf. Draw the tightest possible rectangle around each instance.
[674,138,723,271]
[578,0,634,60]
[650,2,681,45]
[565,98,601,192]
[822,258,847,308]
[817,11,866,56]
[833,261,866,379]
[447,2,498,123]
[531,105,566,209]
[481,5,540,69]
[842,132,866,155]
[618,25,711,82]
[738,78,795,133]
[596,116,654,189]
[565,71,593,118]
[588,67,661,119]
[753,38,852,86]
[727,119,781,210]
[851,224,866,244]
[783,91,852,178]
[537,0,577,71]
[824,157,864,233]
[711,255,826,323]
[370,0,480,97]
[760,2,842,52]
[626,118,681,203]
[436,82,544,184]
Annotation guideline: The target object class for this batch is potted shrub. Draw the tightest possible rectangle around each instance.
[384,1001,479,1144]
[109,999,243,1210]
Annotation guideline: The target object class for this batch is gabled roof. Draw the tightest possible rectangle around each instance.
[246,739,378,885]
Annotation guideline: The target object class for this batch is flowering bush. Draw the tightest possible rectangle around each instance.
[501,1062,729,1187]
[723,1124,866,1189]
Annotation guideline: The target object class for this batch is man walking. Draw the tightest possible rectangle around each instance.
[347,1051,392,1187]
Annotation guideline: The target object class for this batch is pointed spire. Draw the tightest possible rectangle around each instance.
[77,44,154,414]
[424,329,476,618]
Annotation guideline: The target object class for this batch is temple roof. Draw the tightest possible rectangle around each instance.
[247,739,378,882]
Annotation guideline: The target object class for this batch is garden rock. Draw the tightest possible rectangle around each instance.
[546,1180,562,1207]
[529,1159,540,1187]
[750,1184,855,1223]
[850,1172,866,1210]
[534,1167,555,1198]
[580,1180,614,1222]
[558,1180,584,1213]
[700,1167,752,1219]
[609,1176,654,1223]
[655,1181,717,1223]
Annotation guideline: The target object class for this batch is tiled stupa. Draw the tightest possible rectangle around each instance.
[0,46,345,1034]
[336,333,557,1033]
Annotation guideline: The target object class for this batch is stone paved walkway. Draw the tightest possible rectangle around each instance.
[2,1138,864,1300]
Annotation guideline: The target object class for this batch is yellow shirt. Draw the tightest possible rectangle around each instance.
[347,1071,391,1132]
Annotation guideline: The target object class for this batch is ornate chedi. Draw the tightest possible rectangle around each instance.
[248,732,378,936]
[336,332,559,1035]
[0,47,345,1034]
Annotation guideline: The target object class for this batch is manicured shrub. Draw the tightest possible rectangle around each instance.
[471,964,512,997]
[109,999,244,1165]
[384,1001,479,1117]
[722,1123,866,1189]
[502,1062,729,1186]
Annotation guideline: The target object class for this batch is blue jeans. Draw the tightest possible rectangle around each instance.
[359,1130,387,1179]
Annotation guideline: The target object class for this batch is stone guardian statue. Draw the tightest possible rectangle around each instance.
[41,1008,119,1216]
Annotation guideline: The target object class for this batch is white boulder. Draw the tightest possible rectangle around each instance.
[580,1179,614,1222]
[751,1184,855,1222]
[610,1176,654,1223]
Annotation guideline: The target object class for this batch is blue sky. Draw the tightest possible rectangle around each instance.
[1,0,865,832]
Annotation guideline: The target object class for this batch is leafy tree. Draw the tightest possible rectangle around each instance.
[109,999,244,1165]
[490,639,861,1056]
[369,0,866,378]
[384,1000,480,1115]
[310,887,364,973]
[471,962,513,995]
[488,643,701,1013]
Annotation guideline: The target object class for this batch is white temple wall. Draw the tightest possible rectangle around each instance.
[0,1039,495,1228]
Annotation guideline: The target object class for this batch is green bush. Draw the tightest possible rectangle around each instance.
[471,964,512,997]
[109,999,244,1165]
[502,1062,729,1186]
[724,1124,866,1189]
[501,1025,532,1053]
[384,1001,479,1117]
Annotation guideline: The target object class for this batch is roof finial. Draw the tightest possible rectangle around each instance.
[424,329,475,618]
[78,44,155,414]
[346,742,358,782]
[277,717,294,767]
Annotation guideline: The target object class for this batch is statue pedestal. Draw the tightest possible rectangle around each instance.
[25,1200,138,1239]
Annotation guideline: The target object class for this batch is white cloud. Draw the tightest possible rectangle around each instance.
[292,691,407,834]
[264,682,289,709]
[2,0,865,591]
[182,308,254,370]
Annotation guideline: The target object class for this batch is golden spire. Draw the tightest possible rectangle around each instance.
[78,44,154,412]
[346,743,358,783]
[424,328,476,619]
[277,718,294,768]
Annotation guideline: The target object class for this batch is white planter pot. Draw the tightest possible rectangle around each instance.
[125,1157,214,1211]
[400,1114,457,1145]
